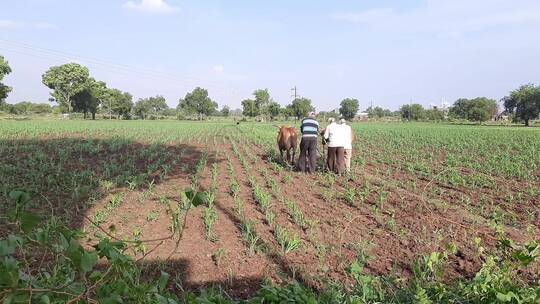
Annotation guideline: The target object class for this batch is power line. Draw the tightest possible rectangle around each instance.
[0,38,234,87]
[0,38,248,103]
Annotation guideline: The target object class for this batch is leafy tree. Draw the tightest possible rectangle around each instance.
[242,99,258,117]
[230,108,243,117]
[72,78,106,120]
[102,89,133,119]
[161,108,177,117]
[4,101,53,115]
[178,87,217,119]
[147,95,169,115]
[87,80,110,119]
[267,101,281,120]
[339,98,359,120]
[253,89,272,115]
[424,109,446,121]
[133,96,167,119]
[449,97,497,122]
[6,102,31,114]
[366,106,393,118]
[400,103,425,121]
[72,88,96,119]
[449,98,471,119]
[287,97,314,119]
[133,98,151,119]
[316,111,339,121]
[220,105,230,117]
[504,84,540,126]
[42,63,90,114]
[0,55,12,105]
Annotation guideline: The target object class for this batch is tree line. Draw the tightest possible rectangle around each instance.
[0,59,225,120]
[399,89,540,126]
[1,55,539,125]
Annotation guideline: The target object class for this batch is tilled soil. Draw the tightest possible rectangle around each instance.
[79,131,538,298]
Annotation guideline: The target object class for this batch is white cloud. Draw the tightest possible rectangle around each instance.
[332,0,540,36]
[33,22,57,30]
[212,65,225,73]
[0,20,23,29]
[123,0,179,14]
[0,20,57,30]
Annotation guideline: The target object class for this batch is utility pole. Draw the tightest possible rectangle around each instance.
[409,99,412,121]
[291,86,298,101]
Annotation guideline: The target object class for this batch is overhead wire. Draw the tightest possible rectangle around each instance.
[0,38,245,103]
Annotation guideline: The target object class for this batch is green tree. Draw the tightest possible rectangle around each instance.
[87,80,110,119]
[133,98,151,120]
[12,102,32,114]
[72,88,96,119]
[106,89,133,119]
[267,101,281,120]
[339,98,359,120]
[253,89,272,116]
[147,95,169,115]
[400,103,425,121]
[0,55,12,106]
[424,108,446,121]
[178,87,217,119]
[287,97,314,119]
[504,84,540,126]
[31,103,53,114]
[42,63,90,114]
[316,111,339,122]
[366,106,393,118]
[242,98,258,117]
[220,105,230,117]
[449,97,497,122]
[72,78,106,120]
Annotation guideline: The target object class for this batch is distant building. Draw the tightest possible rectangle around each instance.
[494,113,510,122]
[355,112,369,120]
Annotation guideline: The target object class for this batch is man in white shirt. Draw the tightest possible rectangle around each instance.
[340,119,354,172]
[323,118,345,174]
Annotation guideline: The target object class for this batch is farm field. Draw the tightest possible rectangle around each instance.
[1,120,539,301]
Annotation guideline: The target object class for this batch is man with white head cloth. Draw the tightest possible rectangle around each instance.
[340,118,354,172]
[323,117,345,174]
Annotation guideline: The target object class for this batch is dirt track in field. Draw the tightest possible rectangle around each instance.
[78,128,538,297]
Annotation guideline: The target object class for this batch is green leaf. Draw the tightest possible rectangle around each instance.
[3,294,13,304]
[157,271,169,291]
[89,270,102,280]
[184,188,207,207]
[20,211,42,233]
[9,190,31,205]
[81,251,98,273]
[348,260,363,279]
[40,295,50,304]
[496,292,508,302]
[0,236,20,256]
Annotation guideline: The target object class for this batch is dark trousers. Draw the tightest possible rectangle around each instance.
[327,146,345,174]
[298,137,317,173]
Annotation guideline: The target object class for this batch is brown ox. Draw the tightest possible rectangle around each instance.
[276,126,298,164]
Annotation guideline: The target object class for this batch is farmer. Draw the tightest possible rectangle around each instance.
[323,117,345,174]
[298,111,319,173]
[340,118,354,172]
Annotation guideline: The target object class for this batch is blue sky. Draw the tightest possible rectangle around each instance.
[1,0,540,111]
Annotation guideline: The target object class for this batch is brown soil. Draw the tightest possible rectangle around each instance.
[3,130,538,299]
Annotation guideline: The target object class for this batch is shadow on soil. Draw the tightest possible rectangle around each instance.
[0,137,202,230]
[0,137,265,298]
